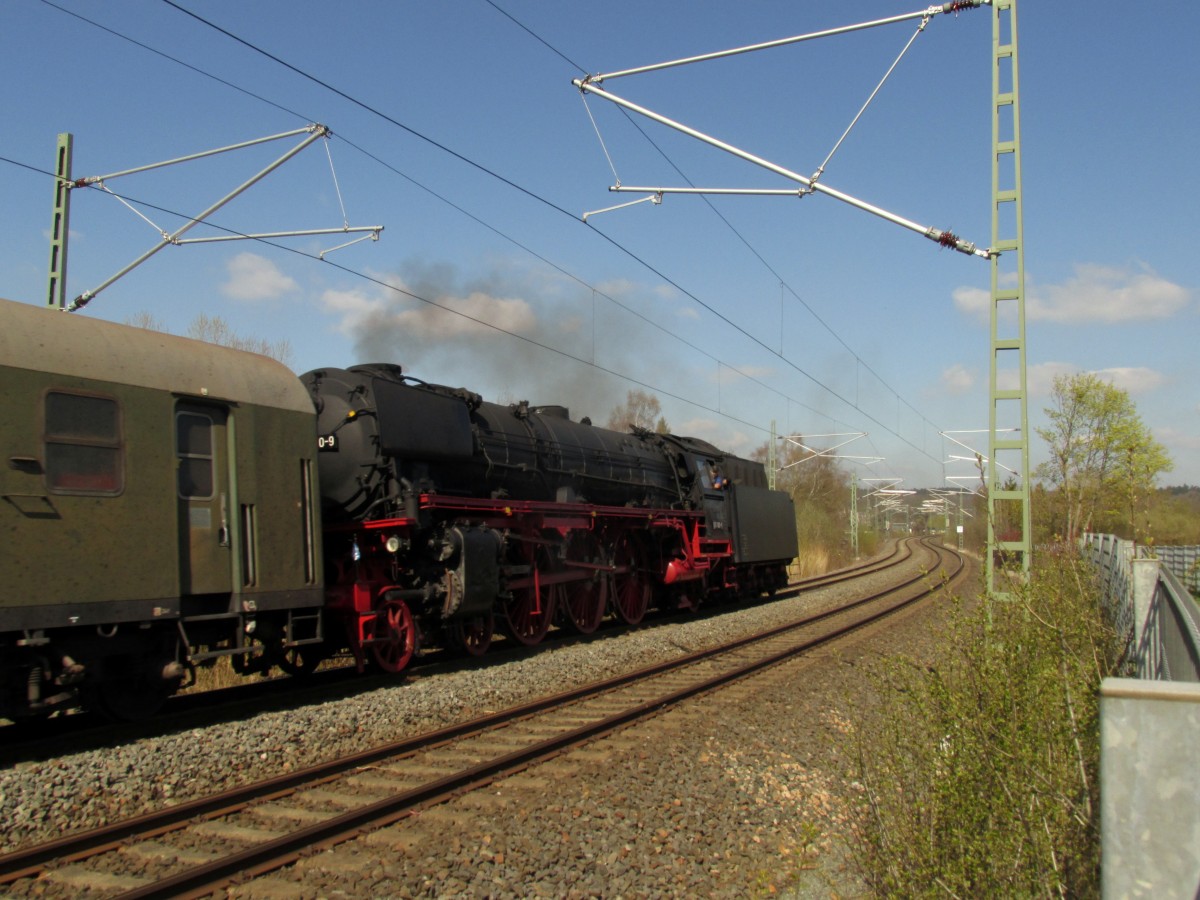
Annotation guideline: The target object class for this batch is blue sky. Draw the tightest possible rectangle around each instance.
[3,1,1197,488]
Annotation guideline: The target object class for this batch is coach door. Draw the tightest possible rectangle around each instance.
[176,402,233,596]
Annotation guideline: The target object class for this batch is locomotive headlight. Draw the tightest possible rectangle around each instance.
[385,535,402,554]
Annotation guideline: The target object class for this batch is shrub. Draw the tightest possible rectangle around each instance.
[851,547,1119,896]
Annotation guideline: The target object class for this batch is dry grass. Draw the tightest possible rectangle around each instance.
[794,544,832,578]
[181,657,262,694]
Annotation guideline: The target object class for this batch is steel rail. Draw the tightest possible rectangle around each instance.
[135,542,964,900]
[0,543,909,756]
[0,539,958,895]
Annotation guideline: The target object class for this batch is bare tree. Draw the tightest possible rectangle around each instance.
[186,313,294,368]
[124,311,293,367]
[605,389,669,433]
[124,311,169,332]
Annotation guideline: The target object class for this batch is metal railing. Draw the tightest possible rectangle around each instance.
[1082,533,1200,899]
[1157,544,1200,595]
[1081,533,1200,682]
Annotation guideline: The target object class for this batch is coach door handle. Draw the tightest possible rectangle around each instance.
[218,492,231,548]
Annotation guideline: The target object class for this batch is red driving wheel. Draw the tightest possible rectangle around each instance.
[561,532,607,634]
[371,596,416,674]
[611,533,651,626]
[503,542,560,646]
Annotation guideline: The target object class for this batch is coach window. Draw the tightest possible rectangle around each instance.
[44,391,123,495]
[176,411,215,499]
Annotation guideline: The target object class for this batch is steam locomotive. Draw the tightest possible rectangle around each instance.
[0,297,796,720]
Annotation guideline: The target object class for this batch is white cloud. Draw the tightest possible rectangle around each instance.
[1091,367,1166,395]
[995,362,1166,397]
[940,363,975,394]
[951,285,990,323]
[321,285,382,331]
[953,263,1191,325]
[1031,264,1189,323]
[997,361,1076,394]
[221,252,298,301]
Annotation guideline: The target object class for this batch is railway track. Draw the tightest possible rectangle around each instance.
[0,538,962,899]
[0,540,914,761]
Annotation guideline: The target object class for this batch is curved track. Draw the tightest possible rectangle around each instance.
[0,539,963,899]
[0,541,914,761]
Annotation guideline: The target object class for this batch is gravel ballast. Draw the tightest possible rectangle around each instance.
[1,545,971,897]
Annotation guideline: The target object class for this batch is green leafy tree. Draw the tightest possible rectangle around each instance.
[1035,373,1172,544]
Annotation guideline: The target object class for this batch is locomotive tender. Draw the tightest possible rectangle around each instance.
[0,296,797,719]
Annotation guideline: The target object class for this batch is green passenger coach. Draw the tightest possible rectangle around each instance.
[0,297,323,719]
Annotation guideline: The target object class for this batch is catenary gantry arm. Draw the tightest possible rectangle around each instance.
[580,2,990,86]
[574,1,994,259]
[574,79,993,259]
[66,124,382,311]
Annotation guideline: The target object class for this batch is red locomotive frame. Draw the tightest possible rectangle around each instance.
[326,492,747,674]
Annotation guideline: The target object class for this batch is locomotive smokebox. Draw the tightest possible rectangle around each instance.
[301,364,477,522]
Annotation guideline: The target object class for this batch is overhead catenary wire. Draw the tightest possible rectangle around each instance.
[607,107,946,454]
[579,92,622,187]
[162,1,961,470]
[62,124,383,311]
[578,78,991,259]
[325,138,349,229]
[10,149,841,441]
[21,0,952,477]
[148,0,954,469]
[67,124,336,311]
[86,3,944,470]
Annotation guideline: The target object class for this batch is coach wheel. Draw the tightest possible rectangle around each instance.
[561,533,607,635]
[450,614,494,657]
[94,657,178,722]
[258,620,323,677]
[611,534,651,626]
[503,543,559,646]
[231,633,270,676]
[371,597,416,674]
[278,645,322,677]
